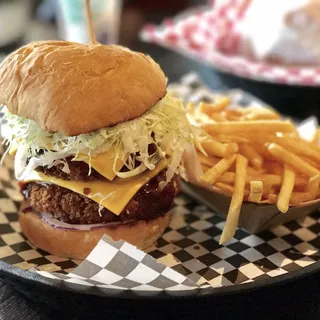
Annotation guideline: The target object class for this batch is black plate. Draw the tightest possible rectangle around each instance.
[0,260,319,318]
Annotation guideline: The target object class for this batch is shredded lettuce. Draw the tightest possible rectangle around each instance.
[2,94,200,185]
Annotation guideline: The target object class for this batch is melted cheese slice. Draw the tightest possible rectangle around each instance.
[75,147,126,181]
[23,160,167,215]
[10,146,126,181]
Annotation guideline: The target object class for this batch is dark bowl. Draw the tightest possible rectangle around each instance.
[197,65,320,121]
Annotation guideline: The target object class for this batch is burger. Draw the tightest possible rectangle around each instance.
[0,41,197,259]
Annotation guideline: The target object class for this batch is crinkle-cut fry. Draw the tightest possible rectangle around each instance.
[201,139,228,158]
[277,165,295,213]
[312,129,320,145]
[202,120,295,135]
[248,181,263,203]
[197,152,220,167]
[200,154,237,185]
[271,136,320,163]
[306,175,320,200]
[220,155,248,244]
[239,144,263,169]
[268,143,320,178]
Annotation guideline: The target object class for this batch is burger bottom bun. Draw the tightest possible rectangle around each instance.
[19,209,171,260]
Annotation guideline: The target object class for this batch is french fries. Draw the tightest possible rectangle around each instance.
[225,143,239,155]
[214,182,250,198]
[201,140,229,158]
[189,96,320,244]
[220,155,248,244]
[210,112,227,122]
[241,107,281,121]
[214,182,234,196]
[239,144,263,169]
[217,171,307,187]
[215,135,250,144]
[197,152,219,167]
[200,154,237,185]
[201,164,210,173]
[199,97,230,114]
[271,136,320,163]
[277,165,295,213]
[268,143,320,177]
[202,120,295,135]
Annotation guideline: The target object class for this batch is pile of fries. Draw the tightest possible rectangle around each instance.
[187,97,320,244]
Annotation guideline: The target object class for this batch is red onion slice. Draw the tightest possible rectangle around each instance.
[41,212,131,231]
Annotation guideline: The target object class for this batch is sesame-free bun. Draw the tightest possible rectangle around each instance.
[0,41,167,136]
[19,207,170,260]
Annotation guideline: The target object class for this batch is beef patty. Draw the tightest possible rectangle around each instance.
[22,170,179,225]
[37,157,105,181]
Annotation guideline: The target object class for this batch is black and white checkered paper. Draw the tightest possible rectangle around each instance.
[0,74,319,292]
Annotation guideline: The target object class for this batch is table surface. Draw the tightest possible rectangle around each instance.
[0,281,64,320]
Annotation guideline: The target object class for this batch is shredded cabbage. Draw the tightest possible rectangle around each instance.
[2,94,200,186]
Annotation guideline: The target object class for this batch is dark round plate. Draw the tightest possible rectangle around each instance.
[0,260,319,318]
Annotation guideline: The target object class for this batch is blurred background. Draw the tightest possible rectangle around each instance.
[0,0,204,81]
[0,0,319,120]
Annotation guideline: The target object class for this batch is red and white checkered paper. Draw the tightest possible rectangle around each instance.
[140,0,320,86]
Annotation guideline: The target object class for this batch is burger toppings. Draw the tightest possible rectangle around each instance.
[0,33,193,256]
[2,94,200,187]
[21,171,179,225]
[21,160,168,216]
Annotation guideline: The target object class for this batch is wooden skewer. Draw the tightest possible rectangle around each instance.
[85,0,97,44]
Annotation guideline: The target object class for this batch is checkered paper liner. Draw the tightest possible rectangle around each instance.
[140,2,320,86]
[0,74,319,292]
